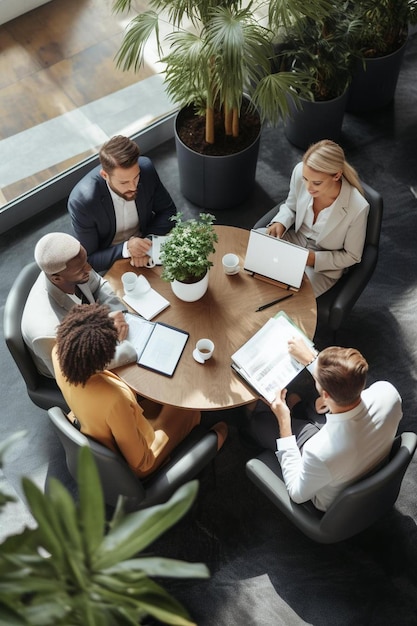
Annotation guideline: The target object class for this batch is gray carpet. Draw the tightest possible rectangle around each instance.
[1,33,417,625]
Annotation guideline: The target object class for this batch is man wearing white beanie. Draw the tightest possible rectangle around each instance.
[22,232,137,378]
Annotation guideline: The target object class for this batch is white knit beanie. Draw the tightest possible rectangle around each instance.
[34,232,81,274]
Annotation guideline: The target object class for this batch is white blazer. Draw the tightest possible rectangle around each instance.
[270,162,370,280]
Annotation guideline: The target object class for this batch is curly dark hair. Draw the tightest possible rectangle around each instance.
[56,303,118,386]
[99,135,140,173]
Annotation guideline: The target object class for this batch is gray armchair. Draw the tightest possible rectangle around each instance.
[4,262,68,411]
[48,406,219,511]
[253,182,383,333]
[246,432,417,544]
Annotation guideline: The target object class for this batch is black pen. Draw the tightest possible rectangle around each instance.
[255,293,293,312]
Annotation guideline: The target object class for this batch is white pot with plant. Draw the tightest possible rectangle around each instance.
[160,213,218,302]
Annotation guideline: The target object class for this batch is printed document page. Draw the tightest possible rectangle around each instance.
[125,313,188,376]
[138,323,188,376]
[231,312,313,402]
[125,314,154,355]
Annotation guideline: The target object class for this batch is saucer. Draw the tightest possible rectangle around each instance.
[135,275,151,295]
[192,349,205,364]
[225,267,240,276]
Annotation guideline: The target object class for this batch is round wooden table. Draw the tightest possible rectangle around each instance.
[106,225,317,410]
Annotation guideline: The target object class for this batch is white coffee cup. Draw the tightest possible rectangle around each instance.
[222,253,240,275]
[145,242,155,267]
[121,271,137,293]
[195,338,215,361]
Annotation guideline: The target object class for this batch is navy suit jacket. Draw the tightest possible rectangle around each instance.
[68,156,176,272]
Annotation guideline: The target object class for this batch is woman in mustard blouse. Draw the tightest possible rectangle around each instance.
[52,303,226,478]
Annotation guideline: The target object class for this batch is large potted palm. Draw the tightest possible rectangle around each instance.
[113,0,333,210]
[346,0,417,112]
[276,6,362,149]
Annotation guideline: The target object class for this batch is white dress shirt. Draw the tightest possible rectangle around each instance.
[276,381,402,511]
[107,184,140,256]
[298,197,332,241]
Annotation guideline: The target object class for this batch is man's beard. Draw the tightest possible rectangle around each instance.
[109,181,137,201]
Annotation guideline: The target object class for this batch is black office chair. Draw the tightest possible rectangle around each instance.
[48,406,219,511]
[253,182,383,334]
[246,432,417,544]
[3,262,68,411]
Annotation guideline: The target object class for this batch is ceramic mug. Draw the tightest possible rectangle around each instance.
[121,271,137,293]
[194,338,215,363]
[222,253,240,275]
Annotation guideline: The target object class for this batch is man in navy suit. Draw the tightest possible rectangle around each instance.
[68,135,176,272]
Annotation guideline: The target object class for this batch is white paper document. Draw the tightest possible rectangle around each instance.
[231,311,314,402]
[125,313,188,377]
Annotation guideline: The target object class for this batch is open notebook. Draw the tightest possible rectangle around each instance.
[125,313,188,377]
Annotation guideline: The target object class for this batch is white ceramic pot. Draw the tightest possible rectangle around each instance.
[171,271,209,302]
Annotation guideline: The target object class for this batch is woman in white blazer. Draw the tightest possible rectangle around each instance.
[268,140,369,297]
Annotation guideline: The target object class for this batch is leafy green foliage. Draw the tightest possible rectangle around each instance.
[160,213,218,283]
[0,444,208,626]
[0,432,26,512]
[278,6,363,101]
[113,0,334,143]
[346,0,417,58]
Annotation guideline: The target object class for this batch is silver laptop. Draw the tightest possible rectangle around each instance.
[244,229,308,290]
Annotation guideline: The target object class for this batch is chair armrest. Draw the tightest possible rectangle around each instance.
[140,426,218,508]
[246,451,323,521]
[328,246,378,329]
[253,206,283,230]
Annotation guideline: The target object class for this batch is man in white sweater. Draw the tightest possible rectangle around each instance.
[248,339,402,512]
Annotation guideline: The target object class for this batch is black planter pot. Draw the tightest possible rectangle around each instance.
[284,90,348,151]
[346,40,407,113]
[174,108,261,210]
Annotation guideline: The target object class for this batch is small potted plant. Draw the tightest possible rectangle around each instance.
[160,213,218,302]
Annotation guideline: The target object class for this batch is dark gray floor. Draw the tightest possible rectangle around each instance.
[1,33,417,625]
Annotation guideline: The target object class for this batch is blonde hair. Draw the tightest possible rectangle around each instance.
[303,140,364,196]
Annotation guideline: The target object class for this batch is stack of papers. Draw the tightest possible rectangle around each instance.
[123,288,170,320]
[231,311,314,402]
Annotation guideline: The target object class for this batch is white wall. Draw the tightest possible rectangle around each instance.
[0,0,51,26]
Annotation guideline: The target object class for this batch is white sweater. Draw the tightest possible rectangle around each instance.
[276,381,402,511]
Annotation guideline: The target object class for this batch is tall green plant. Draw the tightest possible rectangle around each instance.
[278,7,362,101]
[347,0,417,57]
[0,443,208,626]
[113,0,334,145]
